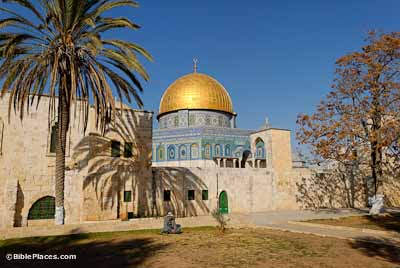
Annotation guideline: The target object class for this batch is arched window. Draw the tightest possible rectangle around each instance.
[168,145,176,160]
[174,116,179,127]
[225,144,231,157]
[28,196,55,220]
[158,146,165,161]
[218,116,223,127]
[255,138,265,159]
[191,143,199,159]
[179,145,187,160]
[215,144,221,157]
[204,144,212,159]
[241,150,252,168]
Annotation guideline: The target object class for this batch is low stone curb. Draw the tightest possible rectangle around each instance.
[287,220,400,239]
[0,215,218,240]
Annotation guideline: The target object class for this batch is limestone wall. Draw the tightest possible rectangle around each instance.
[0,94,153,227]
[142,166,301,217]
[144,128,301,217]
[80,108,153,221]
[384,177,400,207]
[292,164,400,209]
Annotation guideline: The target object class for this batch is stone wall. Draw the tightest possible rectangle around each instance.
[384,177,400,207]
[80,108,153,221]
[292,165,400,209]
[1,89,398,230]
[145,128,301,217]
[141,166,300,217]
[0,94,153,228]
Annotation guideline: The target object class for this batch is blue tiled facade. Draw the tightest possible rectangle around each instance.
[152,125,254,162]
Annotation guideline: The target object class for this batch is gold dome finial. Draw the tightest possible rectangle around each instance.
[193,58,198,73]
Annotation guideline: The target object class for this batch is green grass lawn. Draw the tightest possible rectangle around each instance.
[1,227,399,268]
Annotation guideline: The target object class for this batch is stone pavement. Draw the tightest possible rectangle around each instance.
[236,209,400,247]
[236,208,368,225]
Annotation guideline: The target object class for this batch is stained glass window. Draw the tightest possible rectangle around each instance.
[158,146,165,160]
[189,114,195,126]
[205,116,211,125]
[225,144,231,156]
[215,144,221,157]
[204,144,211,159]
[191,144,199,159]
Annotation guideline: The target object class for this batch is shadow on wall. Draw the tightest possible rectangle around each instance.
[139,167,210,218]
[71,110,151,220]
[295,166,370,209]
[13,182,24,227]
[0,228,168,268]
[348,237,400,264]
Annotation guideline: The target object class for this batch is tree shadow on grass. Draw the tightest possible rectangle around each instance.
[0,228,168,268]
[362,212,400,233]
[349,237,400,264]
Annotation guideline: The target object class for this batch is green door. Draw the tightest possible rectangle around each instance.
[219,191,228,214]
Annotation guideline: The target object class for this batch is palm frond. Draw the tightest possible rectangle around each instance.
[0,0,151,131]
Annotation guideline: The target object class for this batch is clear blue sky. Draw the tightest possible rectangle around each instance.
[130,0,398,147]
[2,1,399,147]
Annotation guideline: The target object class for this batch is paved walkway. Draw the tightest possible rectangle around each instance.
[237,209,400,247]
[238,208,368,225]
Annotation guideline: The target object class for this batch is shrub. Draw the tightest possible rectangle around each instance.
[211,208,230,233]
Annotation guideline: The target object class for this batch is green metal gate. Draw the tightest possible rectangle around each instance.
[219,191,228,214]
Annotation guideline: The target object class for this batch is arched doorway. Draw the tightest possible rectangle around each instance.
[241,150,251,168]
[219,191,228,214]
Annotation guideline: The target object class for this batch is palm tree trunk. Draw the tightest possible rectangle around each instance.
[55,87,69,225]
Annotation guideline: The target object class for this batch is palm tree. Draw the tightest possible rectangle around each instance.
[0,0,152,225]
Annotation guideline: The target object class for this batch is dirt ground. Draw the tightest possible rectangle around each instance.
[0,227,399,268]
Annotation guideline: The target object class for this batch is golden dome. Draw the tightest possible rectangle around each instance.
[159,72,234,117]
